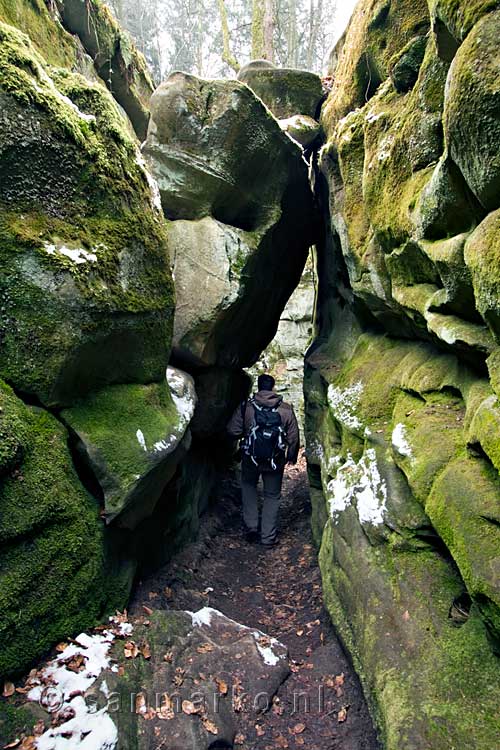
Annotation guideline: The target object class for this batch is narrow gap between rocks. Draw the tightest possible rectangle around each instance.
[130,455,381,750]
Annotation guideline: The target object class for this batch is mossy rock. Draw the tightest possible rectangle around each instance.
[444,10,500,212]
[429,0,500,49]
[0,23,174,407]
[62,368,196,526]
[0,380,116,679]
[55,0,154,138]
[464,209,500,341]
[390,34,428,92]
[237,64,323,119]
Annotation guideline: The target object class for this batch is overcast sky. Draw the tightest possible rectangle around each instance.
[333,0,359,44]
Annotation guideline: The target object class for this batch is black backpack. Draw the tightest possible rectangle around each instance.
[242,399,287,470]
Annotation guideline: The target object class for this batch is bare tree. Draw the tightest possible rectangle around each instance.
[252,0,274,61]
[217,0,240,72]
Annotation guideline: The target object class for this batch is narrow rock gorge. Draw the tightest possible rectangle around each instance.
[0,0,499,749]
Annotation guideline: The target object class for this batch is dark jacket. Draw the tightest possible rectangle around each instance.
[227,390,300,464]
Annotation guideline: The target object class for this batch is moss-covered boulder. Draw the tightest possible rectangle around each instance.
[0,380,117,679]
[144,71,315,370]
[304,333,500,748]
[62,368,196,527]
[279,114,321,147]
[55,0,154,139]
[464,210,500,340]
[237,62,323,119]
[0,23,174,407]
[444,11,500,212]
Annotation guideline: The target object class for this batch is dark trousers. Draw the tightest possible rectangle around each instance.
[241,458,284,544]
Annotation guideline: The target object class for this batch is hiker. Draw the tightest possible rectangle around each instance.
[227,374,300,547]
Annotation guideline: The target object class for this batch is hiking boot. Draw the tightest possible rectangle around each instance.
[261,537,279,548]
[244,530,259,544]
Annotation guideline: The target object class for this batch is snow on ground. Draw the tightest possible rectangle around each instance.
[326,448,387,526]
[44,243,97,265]
[26,616,132,750]
[188,607,286,667]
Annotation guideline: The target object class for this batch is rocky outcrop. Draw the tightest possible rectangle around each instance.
[306,0,500,747]
[55,0,154,139]
[144,70,317,436]
[238,60,323,119]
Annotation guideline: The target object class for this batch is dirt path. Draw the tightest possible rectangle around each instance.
[131,453,380,750]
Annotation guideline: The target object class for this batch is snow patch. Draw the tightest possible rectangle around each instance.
[28,615,132,750]
[326,449,387,526]
[392,423,412,458]
[136,429,147,452]
[167,366,196,428]
[44,243,97,265]
[327,381,363,430]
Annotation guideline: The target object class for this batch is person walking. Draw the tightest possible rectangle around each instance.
[227,374,300,547]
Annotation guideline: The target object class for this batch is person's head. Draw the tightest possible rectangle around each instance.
[258,374,275,392]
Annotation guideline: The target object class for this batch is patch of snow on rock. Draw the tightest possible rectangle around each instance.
[327,381,363,430]
[136,150,163,212]
[44,243,97,264]
[136,428,147,452]
[167,366,196,429]
[28,615,133,750]
[326,448,387,526]
[392,423,412,458]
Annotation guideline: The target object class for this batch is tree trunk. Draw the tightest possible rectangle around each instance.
[252,0,264,58]
[287,0,298,67]
[217,0,240,72]
[263,0,274,62]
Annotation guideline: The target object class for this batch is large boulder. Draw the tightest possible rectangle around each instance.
[0,23,174,408]
[237,62,323,119]
[0,380,118,679]
[62,367,196,526]
[144,71,316,370]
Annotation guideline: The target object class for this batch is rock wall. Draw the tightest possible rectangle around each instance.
[305,1,500,747]
[0,4,318,680]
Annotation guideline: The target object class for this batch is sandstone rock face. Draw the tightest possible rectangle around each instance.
[279,115,321,148]
[0,22,174,408]
[248,258,315,434]
[237,62,323,119]
[306,1,500,747]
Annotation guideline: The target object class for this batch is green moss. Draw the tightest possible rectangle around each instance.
[430,0,500,41]
[0,381,113,679]
[0,0,78,69]
[464,210,500,341]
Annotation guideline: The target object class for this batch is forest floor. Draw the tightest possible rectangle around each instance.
[131,452,381,750]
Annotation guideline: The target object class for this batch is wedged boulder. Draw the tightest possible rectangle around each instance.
[144,72,315,369]
[444,11,500,212]
[304,333,500,748]
[0,23,174,408]
[237,62,323,119]
[0,380,118,679]
[55,0,154,139]
[62,367,196,527]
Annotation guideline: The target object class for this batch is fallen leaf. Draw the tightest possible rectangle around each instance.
[215,677,228,695]
[182,700,198,715]
[275,735,289,748]
[202,718,218,734]
[338,706,349,723]
[296,630,304,637]
[163,651,173,663]
[292,723,306,734]
[2,682,15,698]
[255,724,265,736]
[124,641,139,659]
[196,643,214,654]
[55,643,68,653]
[135,693,147,715]
[19,738,36,750]
[33,721,45,737]
[402,610,410,622]
[141,642,151,660]
[142,605,154,616]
